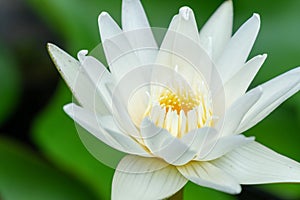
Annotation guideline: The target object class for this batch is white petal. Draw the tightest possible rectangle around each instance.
[121,0,158,65]
[196,135,254,161]
[63,103,149,156]
[216,14,260,83]
[122,0,150,31]
[103,39,141,82]
[140,118,197,166]
[77,50,88,63]
[98,12,142,82]
[110,66,151,139]
[79,54,113,111]
[199,0,233,59]
[47,43,110,115]
[212,142,300,184]
[217,86,262,136]
[177,161,241,194]
[170,7,200,43]
[157,11,216,92]
[237,67,300,133]
[157,6,205,73]
[223,54,267,107]
[180,127,219,156]
[98,12,122,42]
[112,155,187,200]
[98,115,150,157]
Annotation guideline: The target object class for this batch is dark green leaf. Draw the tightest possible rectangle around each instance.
[0,137,98,200]
[32,83,114,199]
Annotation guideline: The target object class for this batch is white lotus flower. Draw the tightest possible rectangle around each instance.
[48,0,300,199]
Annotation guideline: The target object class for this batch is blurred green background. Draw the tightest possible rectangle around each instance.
[1,0,300,199]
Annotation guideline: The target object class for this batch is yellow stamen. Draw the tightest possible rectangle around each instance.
[159,90,199,114]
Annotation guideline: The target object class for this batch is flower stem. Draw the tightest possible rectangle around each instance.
[167,188,184,200]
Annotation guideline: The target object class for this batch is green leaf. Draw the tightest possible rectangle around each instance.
[0,137,98,200]
[184,182,235,200]
[26,0,122,50]
[0,42,21,125]
[32,83,114,199]
[28,0,300,199]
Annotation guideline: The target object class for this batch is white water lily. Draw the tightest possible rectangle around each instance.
[48,0,300,199]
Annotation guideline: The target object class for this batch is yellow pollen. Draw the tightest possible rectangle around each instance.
[159,90,199,114]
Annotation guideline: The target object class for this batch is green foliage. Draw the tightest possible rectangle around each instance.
[184,182,235,200]
[32,83,114,199]
[20,0,300,199]
[0,137,98,200]
[0,42,21,125]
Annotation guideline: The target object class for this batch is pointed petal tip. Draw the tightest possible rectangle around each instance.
[99,11,108,18]
[232,185,242,194]
[252,13,261,23]
[122,0,142,6]
[256,53,267,61]
[77,50,88,63]
[98,11,109,23]
[242,13,260,30]
[222,0,233,9]
[63,103,75,116]
[179,6,193,20]
[224,183,241,194]
[46,43,68,59]
[47,43,58,55]
[46,43,67,65]
[46,42,53,50]
[216,0,233,17]
[123,0,136,2]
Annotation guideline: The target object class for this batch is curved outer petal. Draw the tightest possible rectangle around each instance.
[199,0,233,60]
[156,6,205,78]
[237,66,300,133]
[216,86,262,137]
[77,51,113,111]
[63,103,150,156]
[122,0,151,31]
[216,14,260,83]
[112,155,187,200]
[98,12,122,43]
[212,142,300,184]
[98,12,142,82]
[223,54,267,107]
[195,135,254,161]
[47,43,110,115]
[169,6,200,43]
[177,161,241,194]
[140,118,198,166]
[122,0,158,66]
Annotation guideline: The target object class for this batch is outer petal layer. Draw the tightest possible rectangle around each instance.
[212,142,300,184]
[122,0,158,66]
[47,43,110,115]
[223,54,267,107]
[199,0,233,59]
[216,86,262,136]
[77,51,113,111]
[177,161,241,194]
[140,118,199,166]
[238,67,300,133]
[216,14,260,83]
[112,155,187,200]
[63,103,149,156]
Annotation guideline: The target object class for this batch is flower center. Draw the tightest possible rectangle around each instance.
[144,82,213,138]
[159,90,200,115]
